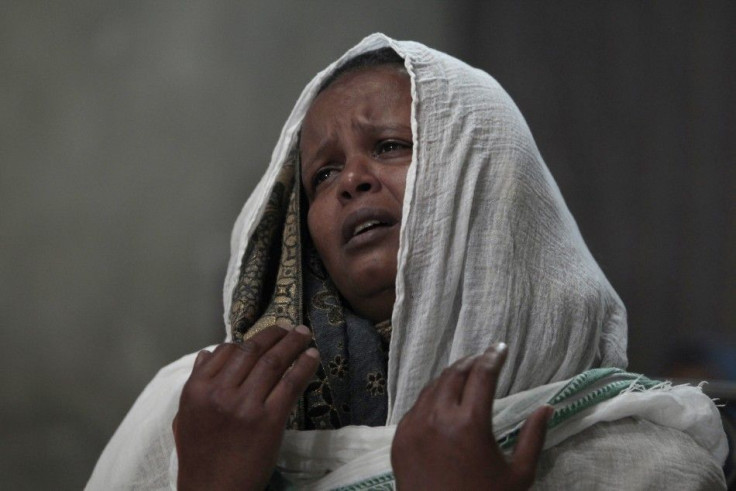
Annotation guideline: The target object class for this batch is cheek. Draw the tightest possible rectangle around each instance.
[389,164,410,205]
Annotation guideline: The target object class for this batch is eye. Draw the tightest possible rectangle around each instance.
[312,166,339,190]
[374,140,412,156]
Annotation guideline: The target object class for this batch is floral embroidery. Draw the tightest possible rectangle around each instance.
[329,355,347,378]
[366,371,386,396]
[305,365,342,429]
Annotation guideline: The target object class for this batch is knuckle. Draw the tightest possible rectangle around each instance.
[180,379,207,402]
[212,343,234,355]
[238,339,260,355]
[235,403,266,424]
[181,392,212,413]
[450,411,473,429]
[258,352,284,372]
[209,387,233,412]
[395,414,438,447]
[417,383,435,399]
[445,419,473,440]
[279,372,299,394]
[425,410,444,430]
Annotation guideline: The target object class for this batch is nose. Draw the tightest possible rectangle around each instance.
[337,155,380,203]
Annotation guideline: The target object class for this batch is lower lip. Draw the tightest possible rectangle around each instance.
[344,224,396,252]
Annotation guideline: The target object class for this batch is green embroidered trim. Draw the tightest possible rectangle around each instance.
[333,472,395,490]
[498,369,662,450]
[548,367,622,404]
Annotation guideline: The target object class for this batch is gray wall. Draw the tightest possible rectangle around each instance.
[2,2,733,489]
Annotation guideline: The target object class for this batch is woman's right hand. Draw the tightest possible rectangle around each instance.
[173,323,319,491]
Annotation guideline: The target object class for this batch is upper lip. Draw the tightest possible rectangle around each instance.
[341,207,398,244]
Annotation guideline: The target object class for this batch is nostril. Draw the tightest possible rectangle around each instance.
[356,182,371,192]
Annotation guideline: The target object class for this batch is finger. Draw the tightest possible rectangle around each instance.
[512,405,553,484]
[215,324,297,386]
[193,349,212,369]
[191,344,235,379]
[433,355,476,407]
[201,326,290,379]
[460,342,507,418]
[241,324,314,402]
[266,347,320,411]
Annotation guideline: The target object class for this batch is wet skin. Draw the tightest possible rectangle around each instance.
[299,66,412,323]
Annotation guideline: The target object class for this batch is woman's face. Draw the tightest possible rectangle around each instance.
[300,66,412,323]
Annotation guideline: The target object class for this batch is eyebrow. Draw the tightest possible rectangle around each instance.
[303,121,412,170]
[352,121,411,134]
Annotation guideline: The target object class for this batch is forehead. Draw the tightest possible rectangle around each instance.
[301,66,411,138]
[317,64,410,99]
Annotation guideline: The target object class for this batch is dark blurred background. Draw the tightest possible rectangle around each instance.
[1,2,734,489]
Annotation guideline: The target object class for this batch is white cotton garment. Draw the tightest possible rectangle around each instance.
[88,34,726,489]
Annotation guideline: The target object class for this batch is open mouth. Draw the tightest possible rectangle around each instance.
[353,219,389,237]
[342,208,397,245]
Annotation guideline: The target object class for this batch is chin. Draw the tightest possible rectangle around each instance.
[345,259,396,294]
[337,262,397,322]
[348,288,396,324]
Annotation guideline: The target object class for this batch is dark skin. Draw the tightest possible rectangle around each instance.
[174,66,552,489]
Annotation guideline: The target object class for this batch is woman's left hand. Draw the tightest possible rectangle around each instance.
[391,343,553,490]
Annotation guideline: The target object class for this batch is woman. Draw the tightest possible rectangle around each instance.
[88,34,727,489]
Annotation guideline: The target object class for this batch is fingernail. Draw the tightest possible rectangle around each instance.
[295,324,310,335]
[483,342,507,356]
[304,347,319,358]
[275,319,294,330]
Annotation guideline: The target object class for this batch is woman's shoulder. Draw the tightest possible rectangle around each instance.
[86,347,215,490]
[534,417,726,490]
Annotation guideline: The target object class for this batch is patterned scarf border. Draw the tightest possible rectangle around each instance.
[500,367,660,449]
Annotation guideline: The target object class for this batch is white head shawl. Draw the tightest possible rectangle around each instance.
[223,33,627,423]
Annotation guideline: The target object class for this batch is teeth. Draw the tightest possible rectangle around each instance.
[354,220,382,236]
